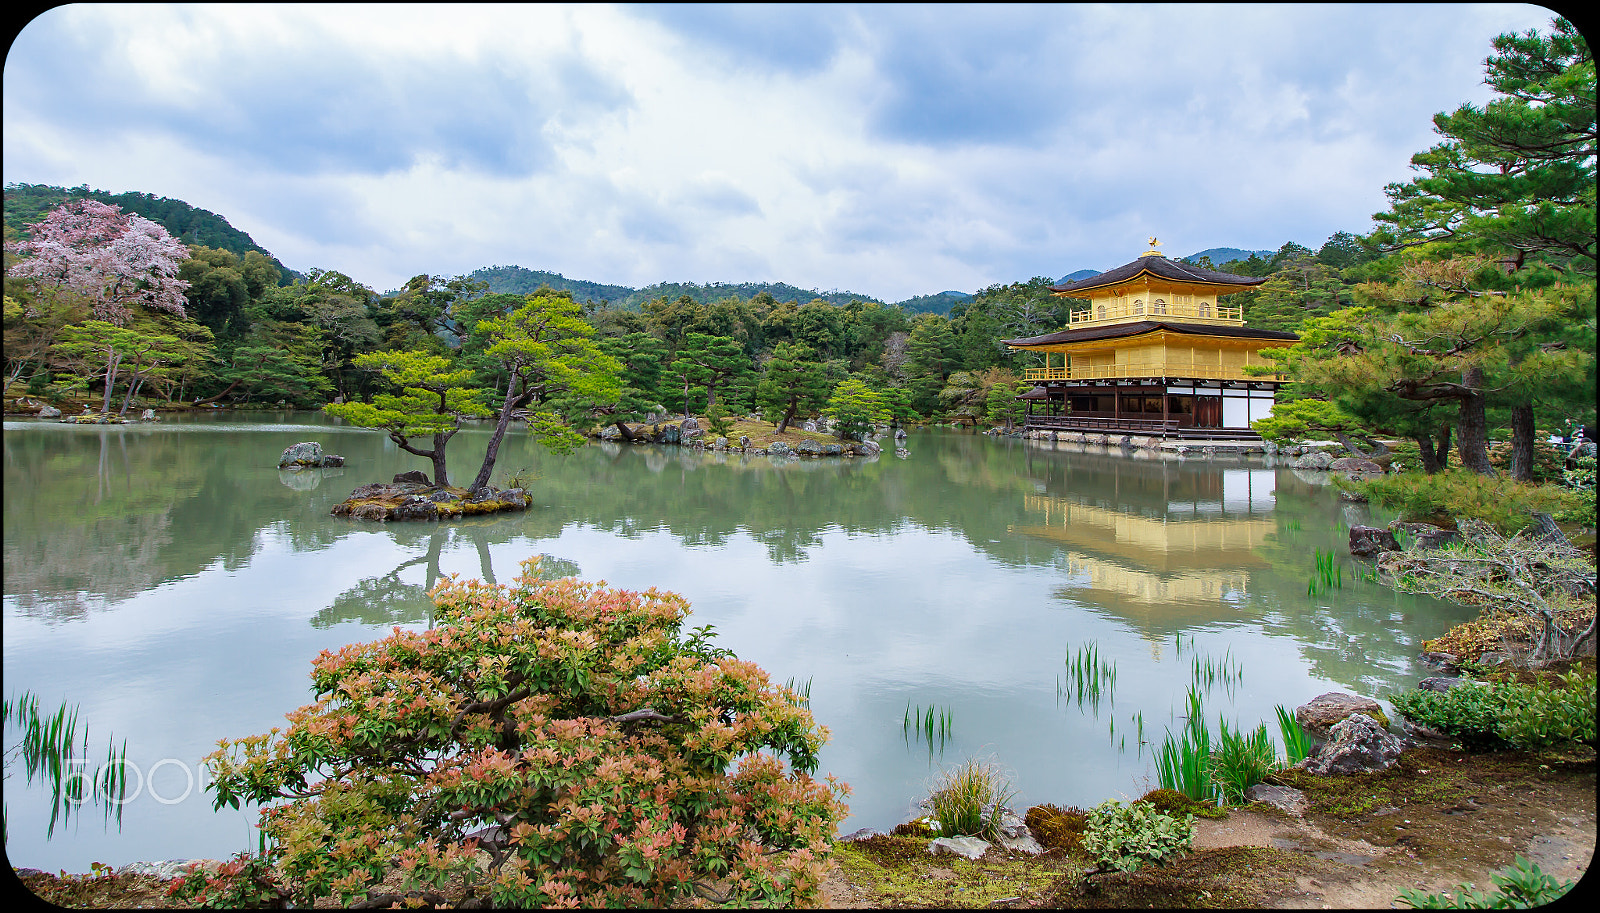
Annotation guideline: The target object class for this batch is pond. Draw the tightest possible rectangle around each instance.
[2,412,1473,872]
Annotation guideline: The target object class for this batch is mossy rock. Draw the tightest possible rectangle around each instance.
[1025,804,1089,851]
[1137,788,1228,820]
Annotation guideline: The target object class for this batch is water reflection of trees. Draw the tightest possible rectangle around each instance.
[312,519,582,628]
[6,421,1470,700]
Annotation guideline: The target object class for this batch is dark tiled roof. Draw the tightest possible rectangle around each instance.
[1003,320,1299,347]
[1050,255,1267,294]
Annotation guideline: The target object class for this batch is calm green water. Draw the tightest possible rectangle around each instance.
[2,413,1472,871]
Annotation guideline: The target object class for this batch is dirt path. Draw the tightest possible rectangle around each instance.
[820,745,1595,909]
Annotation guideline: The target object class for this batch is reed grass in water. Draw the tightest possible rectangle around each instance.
[2,691,129,839]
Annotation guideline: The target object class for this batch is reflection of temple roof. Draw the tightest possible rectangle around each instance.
[1012,494,1273,572]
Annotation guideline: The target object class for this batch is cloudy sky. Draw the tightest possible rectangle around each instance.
[3,3,1558,301]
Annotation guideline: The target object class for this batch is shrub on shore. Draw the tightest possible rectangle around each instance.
[201,559,848,908]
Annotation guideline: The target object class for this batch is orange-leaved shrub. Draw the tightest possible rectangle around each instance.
[204,558,849,908]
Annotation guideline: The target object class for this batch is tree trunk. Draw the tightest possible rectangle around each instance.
[1455,366,1494,475]
[612,419,637,442]
[1508,402,1536,481]
[1415,423,1453,473]
[101,350,122,414]
[470,373,523,493]
[776,401,797,435]
[431,433,451,487]
[118,374,145,416]
[191,378,243,406]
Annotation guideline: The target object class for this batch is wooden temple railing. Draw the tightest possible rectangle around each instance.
[1067,302,1243,327]
[1022,364,1268,382]
[1024,414,1182,433]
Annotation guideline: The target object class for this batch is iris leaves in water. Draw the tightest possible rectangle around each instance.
[903,703,954,758]
[2,691,129,840]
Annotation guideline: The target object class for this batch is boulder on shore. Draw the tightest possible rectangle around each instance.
[1295,692,1389,738]
[1294,713,1406,775]
[1348,525,1398,559]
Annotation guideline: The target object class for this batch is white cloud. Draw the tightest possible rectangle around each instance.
[3,3,1559,300]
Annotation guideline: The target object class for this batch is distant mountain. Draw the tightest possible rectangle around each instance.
[468,265,637,306]
[892,290,973,316]
[617,280,884,310]
[3,182,299,284]
[1183,248,1274,267]
[1055,269,1101,284]
[466,268,897,310]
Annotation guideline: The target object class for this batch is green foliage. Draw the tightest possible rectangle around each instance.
[1080,799,1194,873]
[1487,434,1567,483]
[324,350,486,482]
[755,341,830,433]
[1389,672,1596,750]
[166,853,288,908]
[825,376,890,440]
[704,402,733,437]
[1346,469,1584,534]
[1397,855,1576,908]
[1155,688,1214,803]
[925,758,1015,841]
[1557,452,1596,524]
[203,561,847,908]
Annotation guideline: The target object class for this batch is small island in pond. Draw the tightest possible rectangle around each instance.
[330,470,528,521]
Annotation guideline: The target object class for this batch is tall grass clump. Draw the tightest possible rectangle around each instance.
[1211,718,1278,805]
[1275,704,1313,764]
[1307,548,1343,596]
[1154,687,1214,803]
[925,758,1016,841]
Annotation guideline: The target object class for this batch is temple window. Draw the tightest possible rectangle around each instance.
[1198,301,1211,317]
[1153,299,1167,315]
[1098,305,1107,319]
[1133,300,1144,315]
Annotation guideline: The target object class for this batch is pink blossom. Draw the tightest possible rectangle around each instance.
[6,199,190,324]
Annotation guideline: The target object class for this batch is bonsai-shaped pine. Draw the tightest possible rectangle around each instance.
[669,333,748,415]
[824,376,891,441]
[466,294,622,492]
[203,559,850,908]
[756,342,829,434]
[324,350,489,485]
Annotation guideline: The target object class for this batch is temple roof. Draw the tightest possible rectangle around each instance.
[1003,320,1298,347]
[1050,255,1267,296]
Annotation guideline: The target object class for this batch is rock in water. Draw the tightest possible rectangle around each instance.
[392,470,431,485]
[37,404,62,418]
[278,441,323,468]
[1290,451,1333,470]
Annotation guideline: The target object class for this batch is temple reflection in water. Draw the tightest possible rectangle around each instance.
[1011,460,1279,649]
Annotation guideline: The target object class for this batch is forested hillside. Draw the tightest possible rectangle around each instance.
[3,182,297,284]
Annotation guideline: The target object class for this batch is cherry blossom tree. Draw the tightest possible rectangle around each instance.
[6,199,190,325]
